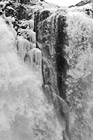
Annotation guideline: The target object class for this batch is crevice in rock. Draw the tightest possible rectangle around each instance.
[56,15,68,100]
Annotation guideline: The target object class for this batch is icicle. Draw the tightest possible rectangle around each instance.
[25,48,42,75]
[30,42,36,49]
[31,31,36,43]
[28,19,34,30]
[35,48,42,75]
[17,36,31,61]
[32,43,36,48]
[24,29,36,43]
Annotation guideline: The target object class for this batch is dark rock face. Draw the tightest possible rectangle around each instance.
[34,8,69,99]
[4,1,34,20]
[69,0,91,7]
[5,6,17,17]
[16,4,27,19]
[35,10,59,95]
[35,5,93,140]
[55,15,68,99]
[15,4,33,20]
[34,9,54,36]
[75,0,91,7]
[68,0,93,18]
[35,8,71,140]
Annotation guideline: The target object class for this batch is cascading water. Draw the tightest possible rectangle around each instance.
[17,35,31,60]
[0,15,62,140]
[16,15,42,79]
[25,48,42,74]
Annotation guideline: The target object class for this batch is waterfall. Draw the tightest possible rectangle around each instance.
[0,15,43,135]
[17,36,31,60]
[0,16,62,140]
[24,29,36,43]
[28,19,34,30]
[16,16,42,78]
[25,48,42,74]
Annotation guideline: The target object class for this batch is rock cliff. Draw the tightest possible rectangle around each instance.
[34,1,93,140]
[1,0,93,140]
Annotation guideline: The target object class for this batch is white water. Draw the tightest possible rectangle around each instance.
[0,16,43,139]
[25,48,42,76]
[0,16,62,140]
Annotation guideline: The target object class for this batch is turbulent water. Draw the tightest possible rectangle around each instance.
[0,16,62,140]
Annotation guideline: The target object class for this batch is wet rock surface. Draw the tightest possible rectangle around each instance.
[1,0,93,140]
[35,1,93,140]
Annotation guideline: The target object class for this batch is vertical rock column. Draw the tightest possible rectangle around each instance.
[34,9,71,140]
